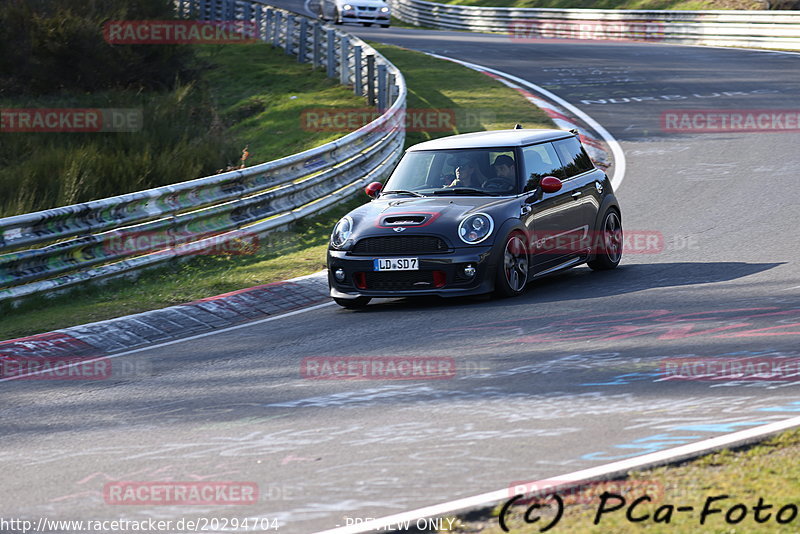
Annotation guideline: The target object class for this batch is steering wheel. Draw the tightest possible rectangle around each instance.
[483,178,510,191]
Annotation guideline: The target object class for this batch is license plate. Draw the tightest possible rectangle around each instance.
[373,258,418,271]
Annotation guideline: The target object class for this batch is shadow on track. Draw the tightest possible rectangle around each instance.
[349,261,783,312]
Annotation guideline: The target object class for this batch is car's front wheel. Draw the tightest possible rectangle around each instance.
[495,232,529,297]
[334,296,371,309]
[588,208,623,270]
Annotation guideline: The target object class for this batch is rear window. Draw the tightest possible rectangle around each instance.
[552,137,594,178]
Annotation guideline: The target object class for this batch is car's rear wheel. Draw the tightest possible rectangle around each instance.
[588,209,622,271]
[334,296,371,309]
[495,232,529,297]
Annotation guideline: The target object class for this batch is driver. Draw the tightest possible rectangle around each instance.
[490,155,516,189]
[447,157,485,188]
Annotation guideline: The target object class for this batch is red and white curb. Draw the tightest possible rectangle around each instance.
[423,53,626,191]
[0,271,331,380]
[316,415,800,534]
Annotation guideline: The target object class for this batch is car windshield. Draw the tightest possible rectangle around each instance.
[382,148,520,196]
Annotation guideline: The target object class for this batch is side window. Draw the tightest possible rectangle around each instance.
[521,142,562,192]
[552,137,594,179]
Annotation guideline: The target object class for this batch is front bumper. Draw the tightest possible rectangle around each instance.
[328,246,497,299]
[341,10,390,24]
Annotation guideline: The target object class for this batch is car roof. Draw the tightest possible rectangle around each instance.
[406,129,574,152]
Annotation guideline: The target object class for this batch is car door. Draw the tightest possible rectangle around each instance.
[551,136,603,251]
[519,140,586,273]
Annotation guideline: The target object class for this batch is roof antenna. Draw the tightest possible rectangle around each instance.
[514,123,523,129]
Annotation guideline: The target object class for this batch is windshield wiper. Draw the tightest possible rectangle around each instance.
[382,189,425,197]
[431,188,496,196]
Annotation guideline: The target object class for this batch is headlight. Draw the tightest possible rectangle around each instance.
[331,216,353,249]
[380,6,390,12]
[458,213,494,244]
[342,4,354,10]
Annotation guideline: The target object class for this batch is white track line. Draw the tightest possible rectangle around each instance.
[315,415,800,534]
[422,53,627,191]
[0,301,335,383]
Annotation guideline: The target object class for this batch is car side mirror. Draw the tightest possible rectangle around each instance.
[540,176,562,194]
[364,182,383,198]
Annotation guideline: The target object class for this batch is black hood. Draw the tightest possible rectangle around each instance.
[342,195,515,248]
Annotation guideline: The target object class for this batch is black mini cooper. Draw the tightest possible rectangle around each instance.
[327,128,622,308]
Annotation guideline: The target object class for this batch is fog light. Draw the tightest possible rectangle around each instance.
[464,264,476,277]
[334,268,345,282]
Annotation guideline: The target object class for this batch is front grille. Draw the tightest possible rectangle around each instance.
[352,236,448,255]
[363,271,438,291]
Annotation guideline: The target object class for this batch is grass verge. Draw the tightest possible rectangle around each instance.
[0,43,553,340]
[453,428,800,533]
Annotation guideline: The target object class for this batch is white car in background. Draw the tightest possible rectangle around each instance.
[313,0,391,27]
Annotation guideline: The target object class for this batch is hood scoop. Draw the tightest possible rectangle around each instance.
[382,215,428,226]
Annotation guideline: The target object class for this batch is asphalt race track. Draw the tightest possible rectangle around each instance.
[2,7,800,533]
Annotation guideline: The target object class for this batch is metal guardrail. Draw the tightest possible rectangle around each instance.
[389,0,800,50]
[0,1,406,302]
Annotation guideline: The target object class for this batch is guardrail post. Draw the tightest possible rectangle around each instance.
[326,29,336,78]
[339,36,350,85]
[298,18,308,63]
[265,9,273,43]
[273,11,282,47]
[285,15,294,56]
[353,46,363,96]
[366,55,376,106]
[254,5,263,41]
[377,64,387,110]
[313,23,322,68]
[388,73,397,105]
